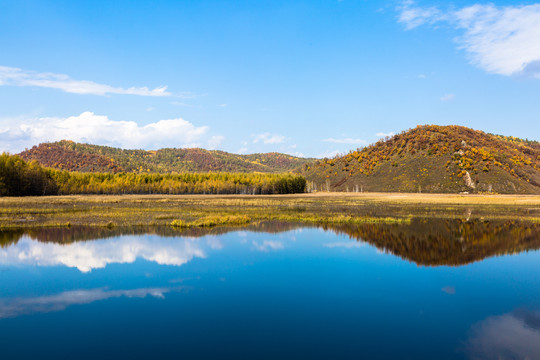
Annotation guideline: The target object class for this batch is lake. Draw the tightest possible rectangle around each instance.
[1,219,539,359]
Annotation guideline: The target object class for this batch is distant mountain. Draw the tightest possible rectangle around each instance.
[19,140,312,173]
[300,125,540,194]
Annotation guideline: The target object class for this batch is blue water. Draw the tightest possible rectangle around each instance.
[1,225,539,359]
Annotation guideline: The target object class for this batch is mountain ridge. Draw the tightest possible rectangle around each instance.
[299,125,540,194]
[18,140,313,174]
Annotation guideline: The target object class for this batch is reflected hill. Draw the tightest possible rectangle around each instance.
[1,219,539,266]
[327,218,540,266]
[0,221,307,247]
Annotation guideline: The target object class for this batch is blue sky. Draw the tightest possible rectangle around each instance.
[1,0,539,157]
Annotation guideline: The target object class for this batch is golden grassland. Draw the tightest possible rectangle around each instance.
[1,192,539,230]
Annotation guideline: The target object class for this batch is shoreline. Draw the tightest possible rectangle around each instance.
[1,193,539,229]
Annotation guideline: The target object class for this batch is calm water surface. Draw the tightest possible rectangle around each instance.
[1,220,539,359]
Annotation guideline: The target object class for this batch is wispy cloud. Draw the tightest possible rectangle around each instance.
[398,0,446,30]
[207,135,224,150]
[0,65,172,96]
[376,132,395,138]
[323,137,366,145]
[252,240,284,252]
[318,149,342,159]
[466,309,540,359]
[397,2,540,78]
[0,112,210,152]
[440,93,455,101]
[253,132,285,144]
[0,287,173,319]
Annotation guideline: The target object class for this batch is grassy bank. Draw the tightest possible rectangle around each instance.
[1,192,539,230]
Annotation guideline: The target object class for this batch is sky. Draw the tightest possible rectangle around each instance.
[0,0,539,158]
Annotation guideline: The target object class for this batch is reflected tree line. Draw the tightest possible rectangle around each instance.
[326,218,540,266]
[1,218,539,266]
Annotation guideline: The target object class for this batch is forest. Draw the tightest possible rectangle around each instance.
[19,140,312,173]
[0,153,306,196]
[301,125,540,194]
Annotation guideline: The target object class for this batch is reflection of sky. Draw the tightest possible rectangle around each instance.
[0,235,206,272]
[0,230,310,272]
[0,287,175,319]
[0,228,540,359]
[467,309,540,359]
[252,240,284,252]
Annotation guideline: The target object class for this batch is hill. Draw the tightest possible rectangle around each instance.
[19,140,312,174]
[300,125,540,194]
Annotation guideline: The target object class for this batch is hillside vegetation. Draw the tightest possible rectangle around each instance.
[19,140,311,173]
[0,153,58,196]
[0,153,306,196]
[301,125,540,194]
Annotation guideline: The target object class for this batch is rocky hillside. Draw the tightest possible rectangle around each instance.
[300,125,540,194]
[19,140,312,173]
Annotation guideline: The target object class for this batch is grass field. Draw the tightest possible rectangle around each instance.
[1,192,539,229]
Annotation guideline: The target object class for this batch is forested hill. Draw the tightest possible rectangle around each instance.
[300,125,540,194]
[18,141,312,173]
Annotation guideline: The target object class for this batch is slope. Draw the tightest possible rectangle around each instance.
[300,125,540,194]
[19,140,312,174]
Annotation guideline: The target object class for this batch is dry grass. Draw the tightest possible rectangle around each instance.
[0,192,538,229]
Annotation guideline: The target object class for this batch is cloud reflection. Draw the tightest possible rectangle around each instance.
[466,309,540,359]
[0,287,173,319]
[252,240,284,252]
[0,235,206,272]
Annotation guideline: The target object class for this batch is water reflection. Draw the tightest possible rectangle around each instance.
[1,218,539,268]
[0,287,178,319]
[0,235,206,272]
[326,218,540,266]
[466,309,540,359]
[252,240,284,252]
[0,220,539,359]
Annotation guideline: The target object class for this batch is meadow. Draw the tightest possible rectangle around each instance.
[1,192,539,230]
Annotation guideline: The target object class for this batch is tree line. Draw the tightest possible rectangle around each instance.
[0,153,306,196]
[0,153,58,196]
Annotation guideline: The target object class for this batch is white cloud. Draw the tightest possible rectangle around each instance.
[253,132,285,144]
[217,103,228,107]
[318,149,342,159]
[0,111,210,152]
[376,132,395,137]
[237,147,248,154]
[207,135,224,150]
[323,137,367,145]
[398,2,540,78]
[0,235,206,272]
[0,65,171,96]
[440,93,455,101]
[252,240,284,252]
[466,310,540,359]
[0,287,172,319]
[398,0,446,30]
[206,237,224,250]
[170,101,192,107]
